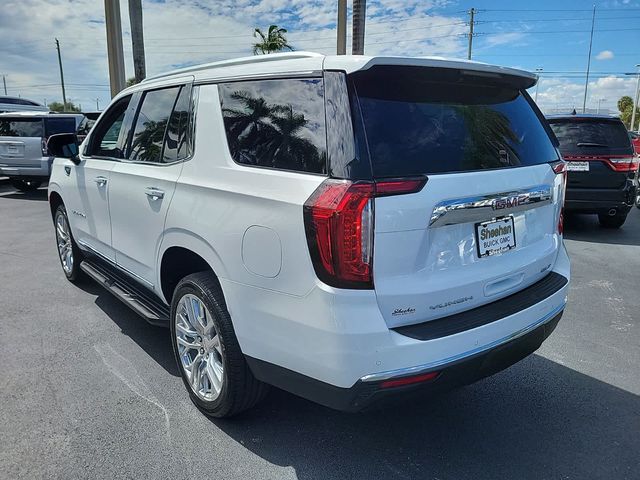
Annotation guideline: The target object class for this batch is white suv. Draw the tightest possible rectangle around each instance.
[47,52,570,417]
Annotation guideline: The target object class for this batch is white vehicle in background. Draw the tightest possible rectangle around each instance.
[0,111,83,191]
[47,52,570,418]
[0,96,49,113]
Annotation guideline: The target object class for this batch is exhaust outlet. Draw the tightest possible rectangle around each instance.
[608,208,617,216]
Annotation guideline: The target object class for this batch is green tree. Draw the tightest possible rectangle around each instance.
[48,101,81,112]
[253,25,293,55]
[617,95,639,130]
[127,77,139,87]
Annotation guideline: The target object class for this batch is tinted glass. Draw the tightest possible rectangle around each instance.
[129,87,180,163]
[162,86,190,163]
[89,96,131,158]
[45,117,77,137]
[77,117,97,137]
[219,78,327,174]
[0,118,43,137]
[548,118,633,155]
[351,66,559,177]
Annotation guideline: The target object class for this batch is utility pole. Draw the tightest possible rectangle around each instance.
[55,39,67,110]
[597,98,606,114]
[467,8,475,60]
[534,67,543,103]
[104,0,126,97]
[128,0,146,83]
[2,75,7,95]
[631,64,640,132]
[352,0,366,55]
[582,4,596,113]
[96,98,100,110]
[337,0,347,55]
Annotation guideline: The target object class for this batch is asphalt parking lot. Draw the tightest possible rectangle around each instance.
[0,182,638,480]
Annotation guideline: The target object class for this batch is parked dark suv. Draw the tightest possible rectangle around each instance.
[547,114,639,228]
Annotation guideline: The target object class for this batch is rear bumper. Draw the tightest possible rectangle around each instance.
[247,309,563,412]
[0,156,52,178]
[565,181,636,214]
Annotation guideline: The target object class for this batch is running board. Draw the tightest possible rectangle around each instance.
[80,259,170,327]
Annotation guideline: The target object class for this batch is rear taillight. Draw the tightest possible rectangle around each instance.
[552,161,566,235]
[303,177,426,289]
[41,138,48,156]
[607,156,639,172]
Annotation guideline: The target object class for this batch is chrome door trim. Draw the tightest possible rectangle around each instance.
[360,301,566,384]
[429,185,553,228]
[77,239,155,289]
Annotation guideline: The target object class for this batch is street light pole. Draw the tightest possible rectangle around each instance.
[104,0,126,98]
[337,0,347,55]
[582,4,596,113]
[631,64,640,132]
[534,67,543,103]
[597,98,606,114]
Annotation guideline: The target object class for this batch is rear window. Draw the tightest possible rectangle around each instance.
[45,117,78,137]
[0,118,43,137]
[548,118,632,155]
[219,78,327,174]
[351,66,558,178]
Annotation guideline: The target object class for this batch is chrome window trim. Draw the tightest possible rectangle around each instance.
[194,70,323,86]
[429,184,553,228]
[359,301,566,384]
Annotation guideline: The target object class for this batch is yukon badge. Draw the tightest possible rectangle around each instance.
[392,307,416,316]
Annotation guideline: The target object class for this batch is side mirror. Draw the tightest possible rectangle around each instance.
[47,133,81,165]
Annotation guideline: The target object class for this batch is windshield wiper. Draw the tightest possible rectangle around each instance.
[576,142,608,147]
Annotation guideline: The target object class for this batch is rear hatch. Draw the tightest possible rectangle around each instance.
[547,117,636,189]
[0,117,45,167]
[351,66,564,328]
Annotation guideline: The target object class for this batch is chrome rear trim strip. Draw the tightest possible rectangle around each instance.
[360,301,566,383]
[429,185,553,228]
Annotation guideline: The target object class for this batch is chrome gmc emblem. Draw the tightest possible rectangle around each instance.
[491,195,528,210]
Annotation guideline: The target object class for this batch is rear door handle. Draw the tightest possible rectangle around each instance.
[94,176,108,187]
[144,187,164,200]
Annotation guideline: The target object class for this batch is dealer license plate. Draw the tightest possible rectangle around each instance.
[566,161,589,171]
[476,216,516,258]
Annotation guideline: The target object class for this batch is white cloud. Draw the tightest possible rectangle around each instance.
[533,76,636,114]
[596,50,614,60]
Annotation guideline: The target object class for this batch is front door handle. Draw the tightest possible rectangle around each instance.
[94,176,108,187]
[144,187,165,201]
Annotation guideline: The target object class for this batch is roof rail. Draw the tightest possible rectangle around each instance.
[143,51,324,83]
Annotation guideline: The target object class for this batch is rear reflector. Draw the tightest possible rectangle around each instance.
[303,177,426,289]
[380,371,440,389]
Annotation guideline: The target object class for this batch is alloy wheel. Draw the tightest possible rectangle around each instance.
[175,293,224,401]
[55,212,73,274]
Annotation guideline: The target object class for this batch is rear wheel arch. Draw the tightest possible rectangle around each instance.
[160,246,222,305]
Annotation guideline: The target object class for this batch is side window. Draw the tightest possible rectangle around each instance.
[219,78,327,174]
[87,95,132,158]
[128,86,180,163]
[162,85,191,163]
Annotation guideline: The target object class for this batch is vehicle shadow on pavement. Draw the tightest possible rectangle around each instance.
[0,187,48,201]
[76,280,179,377]
[213,355,639,480]
[564,210,640,247]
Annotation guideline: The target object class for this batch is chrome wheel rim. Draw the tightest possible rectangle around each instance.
[175,293,224,402]
[55,212,73,274]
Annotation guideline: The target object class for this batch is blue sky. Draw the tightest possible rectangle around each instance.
[0,0,638,113]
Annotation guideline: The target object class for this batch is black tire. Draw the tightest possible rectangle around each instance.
[11,178,42,192]
[598,213,627,229]
[170,272,269,418]
[53,204,85,282]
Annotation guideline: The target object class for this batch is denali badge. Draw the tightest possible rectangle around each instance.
[429,296,473,310]
[392,307,416,316]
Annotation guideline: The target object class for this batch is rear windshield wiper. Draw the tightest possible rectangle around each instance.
[576,142,608,148]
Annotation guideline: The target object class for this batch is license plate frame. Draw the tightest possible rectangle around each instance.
[475,216,516,258]
[566,161,589,172]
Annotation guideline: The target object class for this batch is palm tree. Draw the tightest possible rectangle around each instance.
[253,25,293,55]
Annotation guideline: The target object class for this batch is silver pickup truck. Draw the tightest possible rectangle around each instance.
[0,111,84,191]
